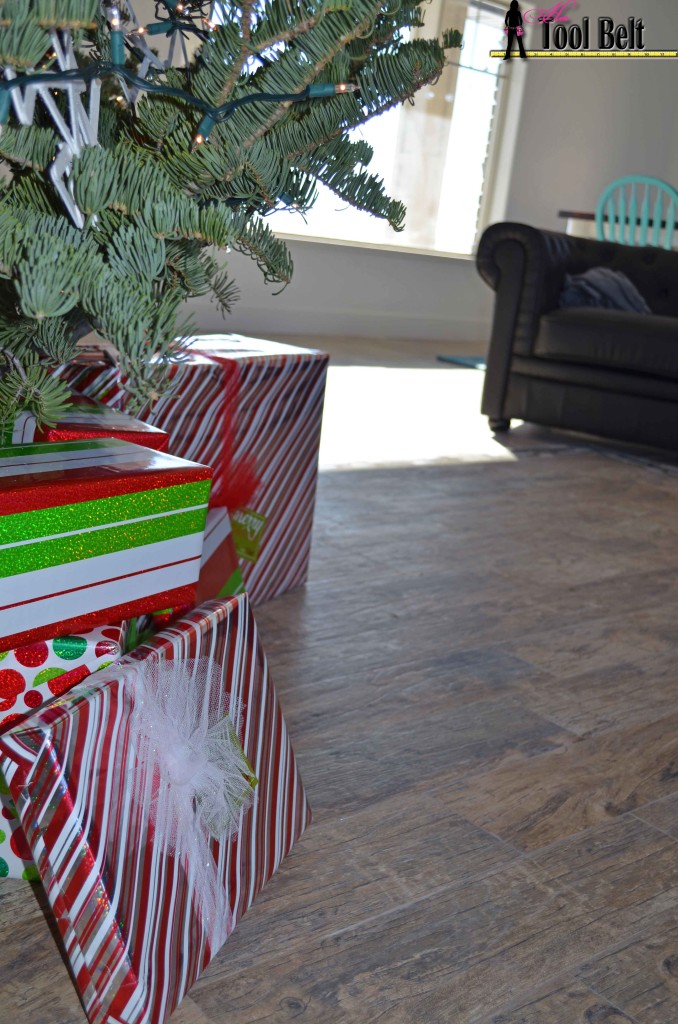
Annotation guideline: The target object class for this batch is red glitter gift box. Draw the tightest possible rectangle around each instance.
[0,438,212,650]
[2,393,168,450]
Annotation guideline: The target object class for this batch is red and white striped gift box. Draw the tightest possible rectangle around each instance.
[0,596,310,1024]
[196,507,245,603]
[57,334,329,606]
[140,508,245,634]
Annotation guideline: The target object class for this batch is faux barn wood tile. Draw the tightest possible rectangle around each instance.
[575,920,678,1024]
[633,793,678,839]
[2,360,678,1023]
[488,979,637,1023]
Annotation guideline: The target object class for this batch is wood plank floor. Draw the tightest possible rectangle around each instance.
[2,357,678,1023]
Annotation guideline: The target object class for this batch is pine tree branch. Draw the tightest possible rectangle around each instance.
[236,16,375,152]
[0,1,463,427]
[252,14,320,56]
[215,0,256,106]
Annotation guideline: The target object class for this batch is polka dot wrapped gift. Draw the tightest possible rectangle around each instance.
[0,623,127,880]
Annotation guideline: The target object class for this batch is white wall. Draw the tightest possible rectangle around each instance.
[504,0,678,230]
[185,242,492,345]
[154,0,678,347]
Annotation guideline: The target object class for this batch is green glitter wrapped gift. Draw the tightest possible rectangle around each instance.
[0,437,212,651]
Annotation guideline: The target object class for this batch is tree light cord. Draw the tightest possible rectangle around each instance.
[0,0,460,428]
[0,60,354,127]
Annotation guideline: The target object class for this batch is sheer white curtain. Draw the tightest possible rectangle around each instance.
[269,0,507,255]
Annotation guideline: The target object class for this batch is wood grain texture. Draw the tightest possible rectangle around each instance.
[488,979,638,1023]
[633,793,678,839]
[2,352,678,1023]
[447,713,678,851]
[575,921,678,1024]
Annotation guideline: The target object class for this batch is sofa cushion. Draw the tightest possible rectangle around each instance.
[535,307,678,381]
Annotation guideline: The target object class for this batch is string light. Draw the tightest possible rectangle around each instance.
[107,5,126,65]
[0,5,360,146]
[307,82,358,97]
[0,67,358,131]
[193,111,217,143]
[146,22,174,35]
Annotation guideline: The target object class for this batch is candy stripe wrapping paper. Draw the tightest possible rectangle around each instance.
[194,337,329,605]
[0,596,311,1024]
[137,509,244,635]
[0,438,212,650]
[0,623,127,880]
[57,333,329,605]
[2,394,168,450]
[196,507,245,603]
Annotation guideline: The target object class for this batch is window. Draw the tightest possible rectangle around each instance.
[267,0,513,256]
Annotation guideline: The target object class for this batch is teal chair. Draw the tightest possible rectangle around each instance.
[595,176,678,250]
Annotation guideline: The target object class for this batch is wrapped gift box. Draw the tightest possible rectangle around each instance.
[131,509,244,637]
[0,623,127,880]
[2,393,168,450]
[0,438,212,650]
[0,596,311,1024]
[196,507,245,603]
[57,334,329,605]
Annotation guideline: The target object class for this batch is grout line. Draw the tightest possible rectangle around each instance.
[628,809,678,844]
[575,978,643,1024]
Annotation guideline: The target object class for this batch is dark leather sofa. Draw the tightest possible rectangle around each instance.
[477,221,678,450]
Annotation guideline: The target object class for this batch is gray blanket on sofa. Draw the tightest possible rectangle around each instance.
[559,266,652,314]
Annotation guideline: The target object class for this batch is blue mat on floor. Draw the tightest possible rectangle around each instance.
[436,354,486,370]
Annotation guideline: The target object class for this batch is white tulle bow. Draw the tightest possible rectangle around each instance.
[128,657,256,950]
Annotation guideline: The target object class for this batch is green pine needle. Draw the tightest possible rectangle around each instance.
[0,352,73,428]
[0,0,462,428]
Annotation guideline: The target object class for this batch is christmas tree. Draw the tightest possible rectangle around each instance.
[0,1,461,427]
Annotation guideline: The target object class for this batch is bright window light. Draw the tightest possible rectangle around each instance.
[266,0,507,256]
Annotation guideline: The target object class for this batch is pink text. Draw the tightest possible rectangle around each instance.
[523,0,577,25]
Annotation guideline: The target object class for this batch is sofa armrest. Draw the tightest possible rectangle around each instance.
[476,222,678,420]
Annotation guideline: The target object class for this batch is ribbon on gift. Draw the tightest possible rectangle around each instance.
[63,343,262,514]
[205,357,261,512]
[128,656,257,951]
